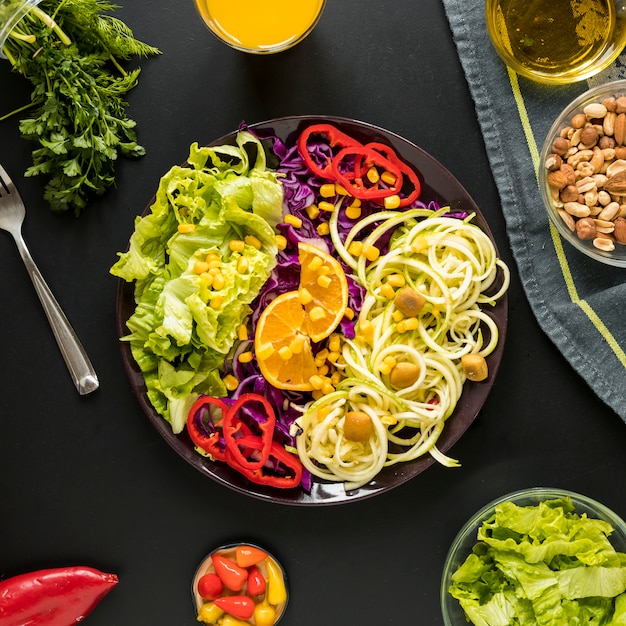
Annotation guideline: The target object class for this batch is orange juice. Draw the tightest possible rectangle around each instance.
[194,0,326,53]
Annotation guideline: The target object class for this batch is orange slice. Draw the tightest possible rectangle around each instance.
[254,291,318,391]
[297,242,349,342]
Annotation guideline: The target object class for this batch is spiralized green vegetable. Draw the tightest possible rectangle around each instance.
[293,208,510,491]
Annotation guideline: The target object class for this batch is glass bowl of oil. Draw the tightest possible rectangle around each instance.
[486,0,626,84]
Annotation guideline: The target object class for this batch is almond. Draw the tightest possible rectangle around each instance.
[614,113,626,145]
[605,171,626,194]
[614,217,626,243]
[547,169,568,190]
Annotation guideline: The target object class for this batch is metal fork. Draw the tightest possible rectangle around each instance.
[0,165,99,395]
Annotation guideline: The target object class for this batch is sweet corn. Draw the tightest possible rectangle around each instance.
[237,324,248,341]
[307,256,323,272]
[244,235,262,250]
[384,355,398,369]
[379,361,393,376]
[335,184,348,195]
[256,343,275,360]
[177,223,195,233]
[347,241,363,256]
[306,203,320,219]
[316,222,330,236]
[238,351,254,364]
[312,390,324,401]
[210,295,223,308]
[237,257,249,273]
[380,414,398,426]
[275,234,287,250]
[321,380,335,395]
[366,167,380,184]
[392,310,404,322]
[327,351,340,363]
[207,258,222,270]
[318,200,334,213]
[384,194,401,209]
[229,239,245,252]
[318,364,330,376]
[309,375,325,390]
[381,170,397,185]
[360,320,375,340]
[309,306,327,322]
[345,204,362,220]
[363,244,380,261]
[316,348,329,361]
[223,374,239,392]
[212,273,225,290]
[298,287,313,305]
[284,214,302,228]
[317,274,332,289]
[330,371,343,385]
[387,273,406,287]
[328,334,341,353]
[344,307,355,320]
[380,283,396,299]
[206,253,220,263]
[316,406,332,422]
[200,272,213,288]
[320,183,336,197]
[278,346,293,360]
[194,260,210,274]
[289,335,306,354]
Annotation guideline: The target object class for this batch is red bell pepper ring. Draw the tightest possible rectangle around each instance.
[231,436,303,489]
[223,394,276,470]
[186,395,230,461]
[214,595,256,620]
[363,142,422,207]
[331,145,404,201]
[297,123,362,179]
[0,566,118,626]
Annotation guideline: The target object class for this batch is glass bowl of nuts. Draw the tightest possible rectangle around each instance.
[540,80,626,267]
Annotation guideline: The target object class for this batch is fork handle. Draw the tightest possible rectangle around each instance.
[14,233,99,395]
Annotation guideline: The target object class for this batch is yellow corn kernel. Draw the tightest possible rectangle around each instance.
[229,239,245,252]
[344,307,355,321]
[238,351,254,364]
[309,306,327,322]
[318,200,335,213]
[207,258,222,270]
[317,274,332,289]
[316,406,332,422]
[194,260,210,274]
[379,362,393,376]
[309,375,325,390]
[316,222,330,236]
[256,343,275,360]
[320,183,336,197]
[316,348,329,361]
[360,320,374,339]
[403,317,419,331]
[396,320,407,334]
[200,272,213,288]
[223,374,239,392]
[314,356,326,368]
[237,257,249,273]
[318,364,330,376]
[237,324,248,341]
[387,273,406,287]
[321,381,335,395]
[275,234,287,250]
[210,295,223,308]
[384,355,398,369]
[349,197,361,208]
[345,204,362,220]
[335,184,348,195]
[306,203,320,219]
[347,240,363,256]
[177,223,195,233]
[384,194,401,209]
[278,346,293,360]
[298,287,313,305]
[411,237,428,253]
[366,167,380,184]
[328,334,341,353]
[380,283,396,299]
[244,235,262,250]
[392,310,404,323]
[327,351,340,363]
[312,390,324,401]
[380,414,398,426]
[212,273,225,291]
[330,371,343,385]
[363,244,380,261]
[381,170,397,186]
[307,256,323,272]
[284,214,302,228]
[289,335,306,355]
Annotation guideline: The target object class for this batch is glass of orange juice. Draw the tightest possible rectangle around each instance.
[193,0,326,54]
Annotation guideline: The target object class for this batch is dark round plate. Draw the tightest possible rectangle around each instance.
[116,115,508,506]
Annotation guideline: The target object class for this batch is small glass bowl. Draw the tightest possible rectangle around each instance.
[440,487,626,625]
[540,80,626,267]
[192,542,289,625]
[0,0,42,59]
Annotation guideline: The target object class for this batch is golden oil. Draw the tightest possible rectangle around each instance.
[486,0,626,83]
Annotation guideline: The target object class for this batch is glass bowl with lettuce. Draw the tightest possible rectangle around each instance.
[441,488,626,625]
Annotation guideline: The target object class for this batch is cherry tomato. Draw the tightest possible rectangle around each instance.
[197,573,223,600]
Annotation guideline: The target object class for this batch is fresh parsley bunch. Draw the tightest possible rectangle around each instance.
[1,0,159,214]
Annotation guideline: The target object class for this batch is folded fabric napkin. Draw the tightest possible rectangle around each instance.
[441,0,626,422]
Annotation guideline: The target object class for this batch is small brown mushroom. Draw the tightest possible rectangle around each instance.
[394,286,425,317]
[343,411,373,442]
[461,354,488,382]
[389,362,421,388]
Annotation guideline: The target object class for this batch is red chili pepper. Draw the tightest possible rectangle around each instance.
[0,566,118,626]
[186,395,229,461]
[331,145,404,200]
[232,436,303,489]
[246,565,267,596]
[364,142,422,207]
[214,595,256,620]
[197,572,223,600]
[211,554,248,592]
[223,394,276,470]
[297,123,362,179]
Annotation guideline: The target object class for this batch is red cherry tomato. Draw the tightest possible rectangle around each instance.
[246,565,266,596]
[197,572,223,600]
[211,554,248,591]
[235,545,268,568]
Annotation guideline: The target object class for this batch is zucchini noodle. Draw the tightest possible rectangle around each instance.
[293,208,510,491]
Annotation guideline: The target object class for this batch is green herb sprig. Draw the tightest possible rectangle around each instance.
[1,0,160,214]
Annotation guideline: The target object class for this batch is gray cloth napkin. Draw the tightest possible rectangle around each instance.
[441,0,626,422]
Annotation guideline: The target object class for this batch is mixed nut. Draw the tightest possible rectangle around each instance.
[544,94,626,252]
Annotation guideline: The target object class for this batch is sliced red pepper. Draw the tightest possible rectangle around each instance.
[211,554,248,592]
[231,436,303,489]
[246,565,266,596]
[297,123,362,179]
[186,395,230,461]
[214,595,256,620]
[0,566,118,626]
[223,394,276,470]
[363,142,422,207]
[331,145,404,201]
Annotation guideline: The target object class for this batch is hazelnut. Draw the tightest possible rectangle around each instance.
[552,136,570,156]
[598,135,616,150]
[575,217,597,240]
[580,126,598,147]
[545,153,563,171]
[571,113,587,129]
[560,185,579,203]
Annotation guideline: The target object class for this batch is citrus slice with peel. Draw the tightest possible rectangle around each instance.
[254,291,319,391]
[297,242,349,342]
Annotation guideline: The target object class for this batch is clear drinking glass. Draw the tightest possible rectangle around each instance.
[0,0,42,58]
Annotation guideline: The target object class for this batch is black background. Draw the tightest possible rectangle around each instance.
[1,1,624,624]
